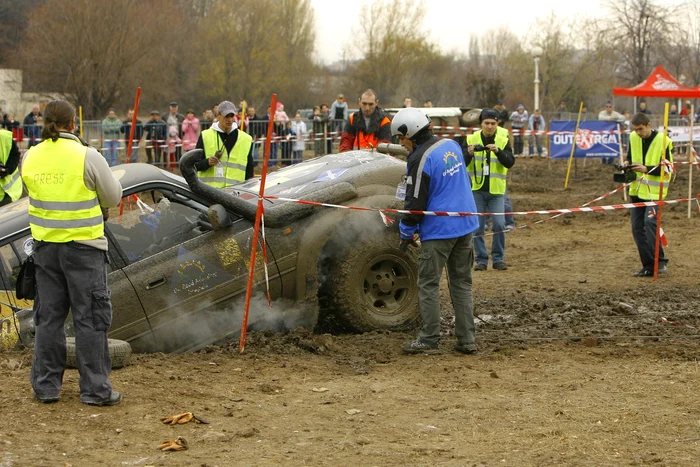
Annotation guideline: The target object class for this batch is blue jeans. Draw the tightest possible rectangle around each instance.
[473,191,506,265]
[127,145,138,163]
[528,134,542,156]
[268,142,278,167]
[504,190,515,227]
[103,139,119,166]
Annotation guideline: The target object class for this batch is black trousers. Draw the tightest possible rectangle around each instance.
[630,196,668,270]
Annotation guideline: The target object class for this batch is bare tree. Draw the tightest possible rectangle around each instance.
[194,0,316,112]
[0,0,41,67]
[346,0,442,106]
[602,0,675,85]
[20,0,186,118]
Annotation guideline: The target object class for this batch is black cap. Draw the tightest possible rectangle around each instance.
[480,108,499,122]
[169,101,178,106]
[150,109,160,115]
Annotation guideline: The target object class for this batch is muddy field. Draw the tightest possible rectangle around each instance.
[1,157,700,466]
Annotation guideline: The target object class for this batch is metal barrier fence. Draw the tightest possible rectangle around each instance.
[10,114,691,166]
[7,118,349,168]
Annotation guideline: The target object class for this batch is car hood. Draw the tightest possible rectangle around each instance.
[180,149,406,227]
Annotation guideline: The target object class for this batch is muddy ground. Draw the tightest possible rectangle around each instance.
[1,157,700,466]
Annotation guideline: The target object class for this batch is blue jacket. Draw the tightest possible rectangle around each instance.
[400,136,479,241]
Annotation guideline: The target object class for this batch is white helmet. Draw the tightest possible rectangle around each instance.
[391,108,431,140]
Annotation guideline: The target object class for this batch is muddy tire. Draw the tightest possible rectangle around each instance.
[66,337,132,369]
[320,223,419,332]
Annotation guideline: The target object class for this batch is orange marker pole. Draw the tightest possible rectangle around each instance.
[653,103,669,280]
[240,93,277,353]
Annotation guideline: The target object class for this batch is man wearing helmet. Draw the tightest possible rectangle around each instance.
[466,108,516,271]
[393,108,480,355]
[339,89,391,152]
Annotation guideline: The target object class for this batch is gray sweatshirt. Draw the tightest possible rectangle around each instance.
[63,132,123,251]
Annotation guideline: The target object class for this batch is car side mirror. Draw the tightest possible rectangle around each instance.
[207,204,232,231]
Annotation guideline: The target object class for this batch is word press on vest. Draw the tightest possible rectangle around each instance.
[33,173,66,185]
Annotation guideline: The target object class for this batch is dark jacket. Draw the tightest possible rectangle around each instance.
[121,118,144,142]
[144,118,167,143]
[23,112,42,140]
[248,113,266,139]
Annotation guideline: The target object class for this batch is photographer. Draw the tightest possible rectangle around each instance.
[624,113,673,277]
[0,127,22,206]
[466,109,515,271]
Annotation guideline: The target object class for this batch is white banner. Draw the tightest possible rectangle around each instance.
[662,126,700,143]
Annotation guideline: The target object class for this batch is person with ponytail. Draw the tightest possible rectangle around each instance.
[21,99,124,406]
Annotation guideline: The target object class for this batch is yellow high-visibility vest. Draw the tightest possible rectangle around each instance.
[0,130,23,202]
[199,128,252,187]
[22,137,103,242]
[466,126,510,194]
[629,131,673,201]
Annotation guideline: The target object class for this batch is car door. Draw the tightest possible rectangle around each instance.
[107,186,280,353]
[0,228,149,350]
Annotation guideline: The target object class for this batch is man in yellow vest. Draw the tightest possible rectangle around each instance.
[466,109,515,271]
[624,112,673,277]
[0,127,23,206]
[194,100,254,187]
[21,100,123,406]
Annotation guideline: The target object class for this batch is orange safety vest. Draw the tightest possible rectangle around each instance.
[348,113,391,149]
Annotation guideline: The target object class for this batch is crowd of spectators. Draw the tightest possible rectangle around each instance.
[3,96,699,168]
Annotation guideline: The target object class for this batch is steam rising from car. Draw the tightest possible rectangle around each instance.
[154,293,317,352]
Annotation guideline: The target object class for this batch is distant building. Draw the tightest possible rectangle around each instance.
[0,69,66,117]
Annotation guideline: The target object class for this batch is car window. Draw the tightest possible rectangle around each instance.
[0,235,33,291]
[0,243,20,292]
[107,189,212,264]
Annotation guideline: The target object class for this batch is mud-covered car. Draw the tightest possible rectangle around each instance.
[0,149,418,354]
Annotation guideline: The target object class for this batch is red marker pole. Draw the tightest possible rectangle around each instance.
[240,93,277,353]
[120,88,142,218]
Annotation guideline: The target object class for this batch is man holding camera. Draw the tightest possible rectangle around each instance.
[624,112,673,277]
[466,109,515,271]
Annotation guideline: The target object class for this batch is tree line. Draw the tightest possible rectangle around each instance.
[0,0,696,119]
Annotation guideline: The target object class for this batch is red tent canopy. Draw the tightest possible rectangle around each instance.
[613,65,700,98]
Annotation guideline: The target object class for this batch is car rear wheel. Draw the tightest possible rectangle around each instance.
[319,225,419,332]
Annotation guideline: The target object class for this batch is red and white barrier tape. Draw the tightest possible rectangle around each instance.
[262,194,700,218]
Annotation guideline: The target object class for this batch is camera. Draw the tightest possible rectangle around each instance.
[473,144,489,152]
[613,164,636,183]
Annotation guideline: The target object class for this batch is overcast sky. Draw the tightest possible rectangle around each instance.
[309,0,683,64]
